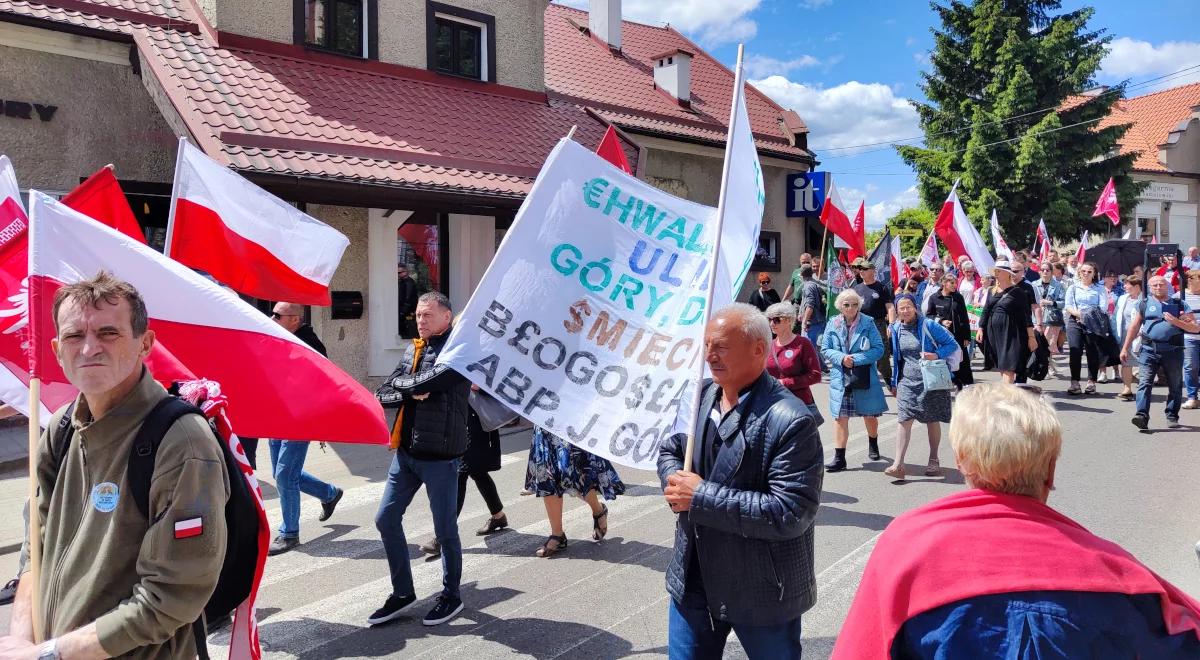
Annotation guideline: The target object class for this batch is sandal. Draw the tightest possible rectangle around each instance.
[535,534,567,558]
[924,458,941,477]
[592,504,609,541]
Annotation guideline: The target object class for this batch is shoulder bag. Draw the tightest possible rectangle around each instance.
[919,320,955,391]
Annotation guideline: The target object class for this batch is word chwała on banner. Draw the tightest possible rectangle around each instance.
[439,139,757,470]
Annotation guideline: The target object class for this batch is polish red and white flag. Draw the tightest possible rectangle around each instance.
[847,201,867,262]
[820,179,865,257]
[27,192,389,443]
[1074,230,1089,264]
[168,140,349,306]
[934,183,995,273]
[1034,218,1053,258]
[0,161,193,421]
[595,126,633,174]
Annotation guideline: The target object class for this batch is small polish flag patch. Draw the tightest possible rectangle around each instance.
[175,517,204,539]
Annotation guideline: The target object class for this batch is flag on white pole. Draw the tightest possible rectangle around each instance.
[436,58,763,470]
[935,183,995,273]
[1034,218,1052,258]
[1074,230,1089,263]
[1122,227,1133,240]
[168,140,350,305]
[989,209,1014,261]
[27,192,389,444]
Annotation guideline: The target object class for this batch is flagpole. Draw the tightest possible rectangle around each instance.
[816,224,829,279]
[683,43,746,473]
[565,125,578,141]
[26,192,43,644]
[163,136,187,258]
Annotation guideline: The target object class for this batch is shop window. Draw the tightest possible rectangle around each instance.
[396,213,446,338]
[426,2,496,82]
[295,0,378,59]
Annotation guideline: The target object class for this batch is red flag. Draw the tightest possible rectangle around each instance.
[595,126,632,174]
[169,141,349,306]
[61,166,146,243]
[820,180,863,256]
[29,192,388,443]
[847,201,867,261]
[1092,177,1120,226]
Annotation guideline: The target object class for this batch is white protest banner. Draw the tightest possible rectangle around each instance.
[437,137,760,470]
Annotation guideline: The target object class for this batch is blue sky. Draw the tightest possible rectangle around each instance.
[564,0,1200,228]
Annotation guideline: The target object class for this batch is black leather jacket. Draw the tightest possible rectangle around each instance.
[657,372,823,625]
[375,332,469,460]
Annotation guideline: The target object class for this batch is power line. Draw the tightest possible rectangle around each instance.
[813,63,1200,159]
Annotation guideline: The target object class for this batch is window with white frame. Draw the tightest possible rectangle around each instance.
[426,2,495,82]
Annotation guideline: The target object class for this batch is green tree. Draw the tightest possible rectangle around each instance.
[898,0,1142,247]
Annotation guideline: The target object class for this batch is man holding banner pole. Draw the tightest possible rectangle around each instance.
[659,303,823,658]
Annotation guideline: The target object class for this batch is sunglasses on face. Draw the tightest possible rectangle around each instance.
[271,312,297,320]
[767,317,788,324]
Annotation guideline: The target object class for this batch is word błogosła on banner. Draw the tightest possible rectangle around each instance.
[437,139,761,470]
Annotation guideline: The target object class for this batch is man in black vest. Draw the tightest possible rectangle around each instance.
[1121,276,1199,430]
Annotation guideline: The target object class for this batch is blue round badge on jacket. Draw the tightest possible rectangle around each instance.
[91,482,119,513]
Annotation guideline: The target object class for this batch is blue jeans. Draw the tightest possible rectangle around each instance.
[375,450,461,600]
[1184,336,1200,400]
[269,439,338,539]
[1135,345,1184,420]
[804,320,827,372]
[668,599,802,660]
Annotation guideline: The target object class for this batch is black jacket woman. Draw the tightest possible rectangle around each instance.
[926,273,974,386]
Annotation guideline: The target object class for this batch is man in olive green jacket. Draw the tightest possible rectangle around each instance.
[2,272,229,660]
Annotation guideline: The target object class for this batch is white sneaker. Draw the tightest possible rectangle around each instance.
[1183,399,1200,410]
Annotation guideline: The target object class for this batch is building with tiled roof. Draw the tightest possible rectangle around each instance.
[1075,82,1200,247]
[0,0,635,382]
[0,0,825,382]
[544,1,819,300]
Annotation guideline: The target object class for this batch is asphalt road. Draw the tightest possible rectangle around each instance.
[2,353,1198,659]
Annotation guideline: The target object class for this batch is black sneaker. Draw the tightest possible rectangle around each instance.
[319,487,344,522]
[422,595,464,626]
[1131,414,1149,430]
[0,578,17,605]
[825,456,847,473]
[367,594,417,626]
[1167,417,1181,428]
[867,440,881,461]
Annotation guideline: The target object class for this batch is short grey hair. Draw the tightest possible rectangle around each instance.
[418,291,452,311]
[712,303,771,348]
[764,301,797,320]
[834,288,862,311]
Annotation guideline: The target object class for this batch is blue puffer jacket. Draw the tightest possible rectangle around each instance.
[658,373,823,626]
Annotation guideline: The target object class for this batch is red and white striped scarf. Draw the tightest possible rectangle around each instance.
[178,379,269,660]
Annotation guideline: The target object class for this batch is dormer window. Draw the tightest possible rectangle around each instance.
[426,2,496,82]
[296,0,378,59]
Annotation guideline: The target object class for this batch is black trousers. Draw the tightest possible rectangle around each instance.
[1066,320,1101,382]
[457,470,504,516]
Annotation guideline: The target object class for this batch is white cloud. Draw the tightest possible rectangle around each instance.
[744,54,820,78]
[749,76,921,153]
[555,0,761,46]
[835,184,915,230]
[1100,38,1200,87]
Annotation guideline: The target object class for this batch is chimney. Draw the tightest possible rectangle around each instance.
[589,0,622,51]
[652,49,693,107]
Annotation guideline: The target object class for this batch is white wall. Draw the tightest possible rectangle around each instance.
[367,208,413,377]
[448,213,497,313]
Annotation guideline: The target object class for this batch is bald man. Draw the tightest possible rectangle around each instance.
[659,303,824,659]
[267,302,344,555]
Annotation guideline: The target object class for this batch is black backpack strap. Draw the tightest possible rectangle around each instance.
[192,619,210,660]
[128,397,205,521]
[45,401,77,503]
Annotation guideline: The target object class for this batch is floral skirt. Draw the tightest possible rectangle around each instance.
[525,428,626,500]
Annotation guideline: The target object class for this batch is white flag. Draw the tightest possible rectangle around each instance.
[920,230,940,268]
[989,209,1014,261]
